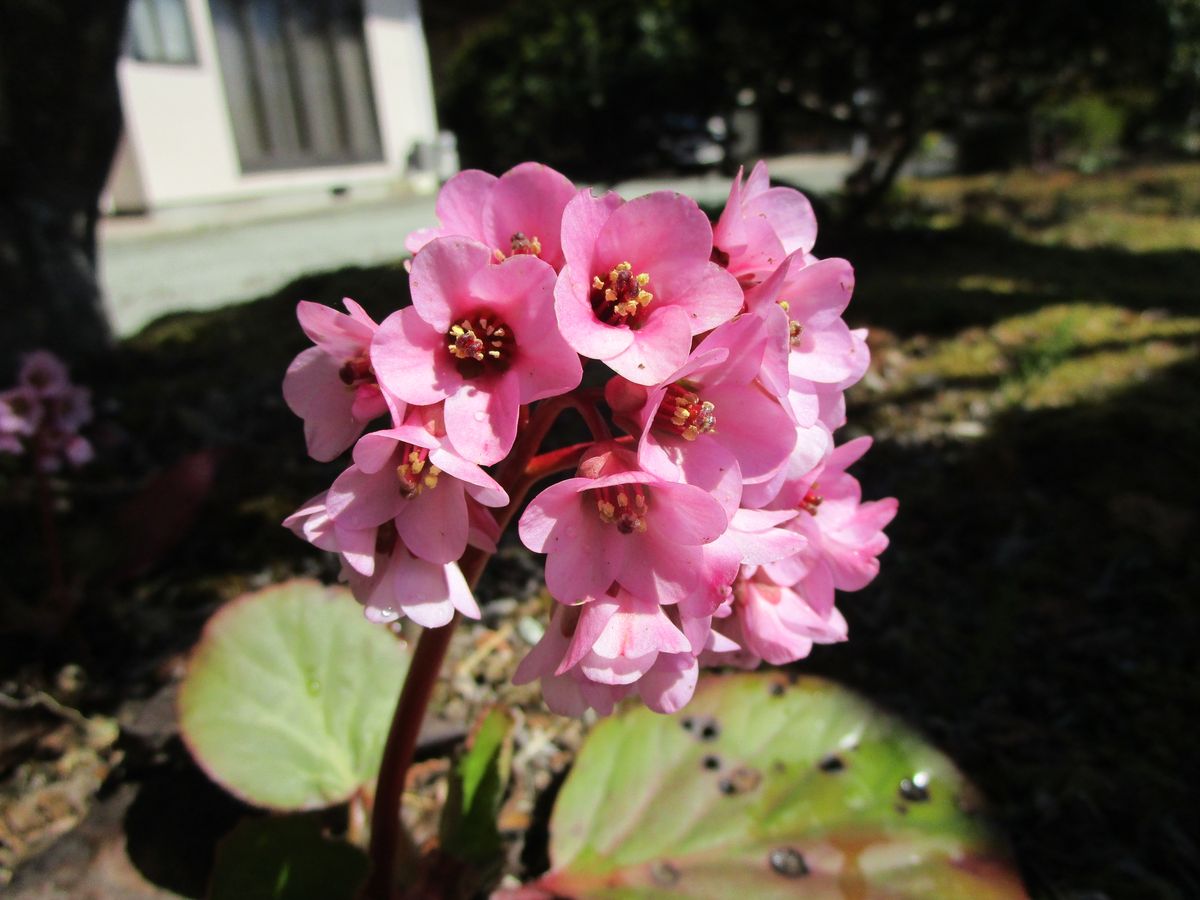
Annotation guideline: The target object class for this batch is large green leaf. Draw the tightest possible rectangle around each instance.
[209,814,367,900]
[179,579,408,810]
[534,674,1026,899]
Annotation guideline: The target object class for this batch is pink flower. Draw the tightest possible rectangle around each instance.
[283,299,391,462]
[324,408,508,567]
[373,238,582,464]
[284,492,479,627]
[708,568,849,668]
[519,443,730,606]
[513,603,699,716]
[18,350,71,397]
[607,315,797,504]
[763,437,898,608]
[712,161,818,286]
[554,190,742,385]
[2,352,94,470]
[405,162,577,270]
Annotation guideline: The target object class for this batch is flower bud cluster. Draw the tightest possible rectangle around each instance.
[0,351,93,471]
[284,161,896,715]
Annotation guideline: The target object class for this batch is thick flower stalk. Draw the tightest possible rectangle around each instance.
[281,160,897,897]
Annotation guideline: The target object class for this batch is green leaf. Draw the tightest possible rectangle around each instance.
[209,814,367,900]
[440,707,515,866]
[179,579,408,810]
[534,674,1027,899]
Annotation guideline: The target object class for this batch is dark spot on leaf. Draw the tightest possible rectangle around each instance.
[681,716,696,732]
[768,847,809,878]
[895,802,909,815]
[718,765,761,796]
[899,776,931,803]
[768,681,785,696]
[699,720,720,741]
[702,754,721,771]
[772,760,786,773]
[817,754,845,773]
[650,860,680,886]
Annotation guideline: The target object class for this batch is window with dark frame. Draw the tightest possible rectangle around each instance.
[128,0,198,65]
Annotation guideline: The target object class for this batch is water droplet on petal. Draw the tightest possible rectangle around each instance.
[769,847,809,878]
[473,411,486,422]
[365,606,400,624]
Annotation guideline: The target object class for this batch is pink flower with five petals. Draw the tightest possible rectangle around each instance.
[373,238,582,464]
[554,189,742,385]
[518,443,729,606]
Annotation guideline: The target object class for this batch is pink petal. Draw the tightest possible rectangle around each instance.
[559,188,622,274]
[595,191,712,275]
[604,304,692,385]
[409,237,495,331]
[283,347,362,462]
[396,477,468,564]
[745,186,817,256]
[484,162,576,268]
[371,307,458,406]
[444,374,519,465]
[650,260,743,334]
[638,653,698,714]
[295,300,373,358]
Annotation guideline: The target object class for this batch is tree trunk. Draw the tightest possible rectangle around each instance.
[0,0,129,376]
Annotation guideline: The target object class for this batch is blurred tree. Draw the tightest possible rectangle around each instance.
[0,0,128,372]
[434,0,1200,209]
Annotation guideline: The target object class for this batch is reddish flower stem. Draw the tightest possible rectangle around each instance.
[362,389,611,899]
[33,449,65,608]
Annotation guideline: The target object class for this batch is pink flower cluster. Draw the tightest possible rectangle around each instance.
[0,351,93,471]
[284,161,896,716]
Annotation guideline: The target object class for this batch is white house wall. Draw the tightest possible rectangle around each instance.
[109,0,439,212]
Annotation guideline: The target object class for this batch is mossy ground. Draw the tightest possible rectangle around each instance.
[3,163,1199,897]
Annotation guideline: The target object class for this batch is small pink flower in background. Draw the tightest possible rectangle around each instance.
[518,442,729,606]
[554,190,742,385]
[373,238,581,465]
[283,299,390,462]
[712,161,818,286]
[405,162,577,270]
[1,351,93,470]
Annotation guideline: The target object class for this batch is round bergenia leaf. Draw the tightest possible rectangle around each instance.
[533,674,1026,898]
[179,579,408,810]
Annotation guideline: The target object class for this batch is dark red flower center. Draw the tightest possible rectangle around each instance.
[591,261,653,327]
[396,444,440,498]
[593,483,650,534]
[446,313,515,378]
[654,381,717,441]
[800,483,822,515]
[339,352,376,387]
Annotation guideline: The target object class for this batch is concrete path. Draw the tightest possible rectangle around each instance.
[99,154,853,336]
